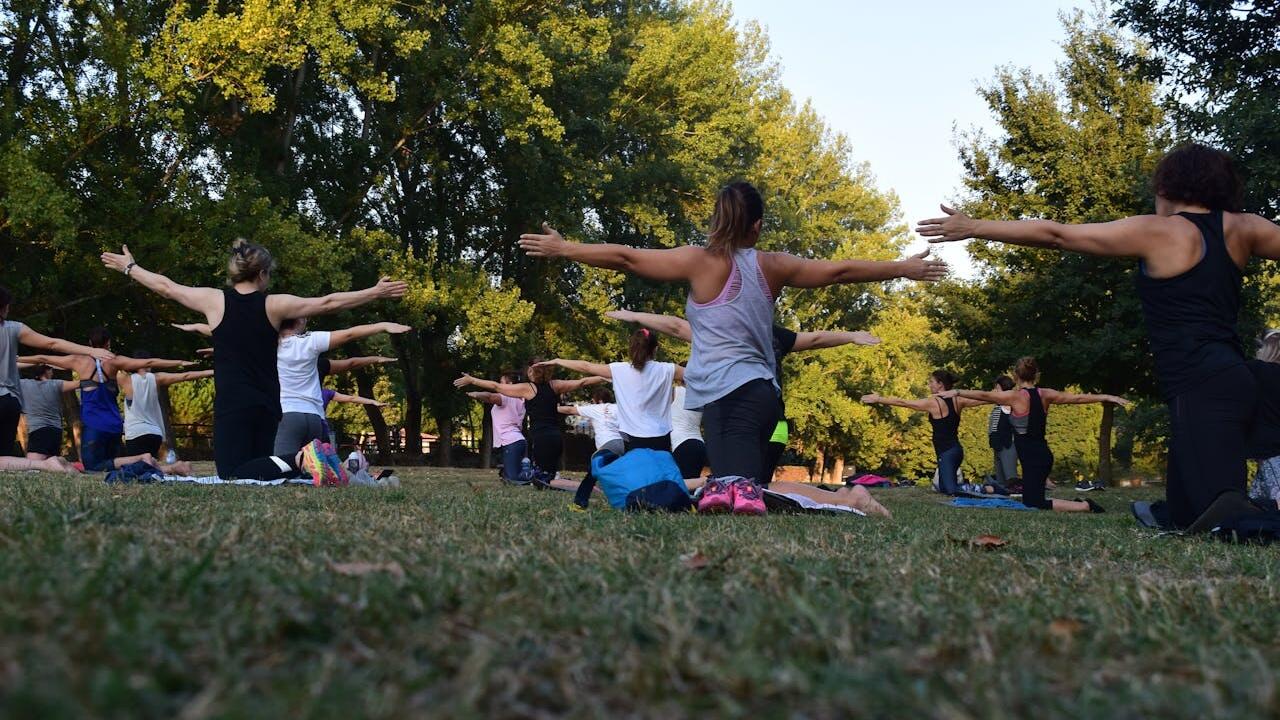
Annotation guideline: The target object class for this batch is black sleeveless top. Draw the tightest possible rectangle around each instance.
[929,397,960,454]
[212,289,280,415]
[525,381,560,434]
[1019,387,1048,443]
[1135,211,1244,400]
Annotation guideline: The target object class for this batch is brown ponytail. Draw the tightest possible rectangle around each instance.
[227,238,276,286]
[629,328,658,370]
[1014,356,1039,383]
[930,369,956,390]
[526,358,555,384]
[707,181,764,255]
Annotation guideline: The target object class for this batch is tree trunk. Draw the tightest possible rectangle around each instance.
[353,371,391,463]
[1097,403,1114,486]
[156,383,174,459]
[435,414,453,467]
[812,449,825,484]
[480,404,493,469]
[393,335,424,459]
[829,456,846,485]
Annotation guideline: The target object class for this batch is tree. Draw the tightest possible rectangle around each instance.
[940,10,1168,483]
[1115,0,1280,216]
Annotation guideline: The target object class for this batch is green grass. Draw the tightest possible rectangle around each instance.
[1,468,1278,719]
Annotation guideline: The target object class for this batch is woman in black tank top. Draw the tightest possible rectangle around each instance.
[919,143,1280,528]
[946,357,1127,513]
[102,240,407,477]
[455,359,608,476]
[863,369,979,495]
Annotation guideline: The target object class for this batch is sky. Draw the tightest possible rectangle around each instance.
[729,0,1088,275]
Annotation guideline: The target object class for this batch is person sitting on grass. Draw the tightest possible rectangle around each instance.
[1246,330,1280,509]
[937,357,1128,514]
[465,371,528,483]
[862,370,979,496]
[18,363,79,464]
[118,352,213,474]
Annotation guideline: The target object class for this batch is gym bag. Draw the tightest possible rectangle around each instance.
[574,449,691,512]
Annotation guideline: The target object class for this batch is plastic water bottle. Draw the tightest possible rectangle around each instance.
[520,458,532,478]
[165,449,177,464]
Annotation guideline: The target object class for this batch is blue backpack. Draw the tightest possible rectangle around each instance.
[574,449,692,512]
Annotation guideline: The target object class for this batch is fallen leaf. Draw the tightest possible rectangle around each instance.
[680,551,710,570]
[970,534,1008,550]
[1048,618,1084,646]
[330,561,405,580]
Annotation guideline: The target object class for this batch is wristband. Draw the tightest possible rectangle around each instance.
[125,262,136,276]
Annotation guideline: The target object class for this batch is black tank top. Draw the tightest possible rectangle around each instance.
[212,289,280,415]
[1136,211,1244,400]
[525,381,560,434]
[929,397,960,454]
[1021,387,1048,442]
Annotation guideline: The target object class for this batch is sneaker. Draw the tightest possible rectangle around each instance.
[697,477,734,514]
[731,478,767,516]
[1075,497,1105,513]
[299,440,337,486]
[1075,480,1106,492]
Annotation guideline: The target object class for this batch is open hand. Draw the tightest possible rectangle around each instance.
[899,248,949,282]
[196,348,214,358]
[453,373,477,389]
[373,277,409,299]
[851,332,881,346]
[381,323,412,334]
[377,356,398,364]
[101,245,135,274]
[1109,395,1132,408]
[518,223,570,258]
[934,389,960,399]
[89,347,115,362]
[860,393,881,405]
[916,205,979,243]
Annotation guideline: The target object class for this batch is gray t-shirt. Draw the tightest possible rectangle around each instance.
[0,321,26,409]
[20,378,63,431]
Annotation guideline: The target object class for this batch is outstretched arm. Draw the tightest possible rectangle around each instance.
[557,405,582,416]
[764,249,948,291]
[538,358,613,379]
[265,278,408,327]
[519,224,702,283]
[942,388,1022,407]
[860,393,935,413]
[792,330,881,352]
[606,310,692,342]
[19,354,80,372]
[1241,213,1280,260]
[111,356,192,373]
[552,376,609,394]
[331,392,387,408]
[328,322,411,350]
[154,370,214,387]
[325,356,397,375]
[17,327,113,361]
[453,373,536,400]
[467,391,504,406]
[171,322,212,337]
[101,246,223,318]
[1040,388,1130,407]
[917,205,1174,259]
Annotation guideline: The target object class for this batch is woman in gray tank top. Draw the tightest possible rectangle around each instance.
[520,182,948,513]
[18,363,78,460]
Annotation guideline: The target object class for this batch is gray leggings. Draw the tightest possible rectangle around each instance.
[273,412,327,457]
[993,444,1019,483]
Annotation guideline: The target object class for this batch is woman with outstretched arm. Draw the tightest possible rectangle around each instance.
[918,142,1280,530]
[101,240,407,477]
[862,370,981,496]
[937,357,1128,514]
[454,362,607,477]
[520,181,945,515]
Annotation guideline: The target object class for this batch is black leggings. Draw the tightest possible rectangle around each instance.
[623,434,671,453]
[1165,363,1257,528]
[0,394,20,456]
[232,454,300,481]
[762,441,786,486]
[1014,436,1054,510]
[701,378,781,483]
[673,439,707,480]
[214,405,281,478]
[527,428,563,474]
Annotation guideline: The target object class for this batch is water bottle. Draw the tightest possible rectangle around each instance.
[165,449,177,464]
[520,457,532,479]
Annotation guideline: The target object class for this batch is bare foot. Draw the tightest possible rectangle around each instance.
[165,461,193,476]
[840,486,892,519]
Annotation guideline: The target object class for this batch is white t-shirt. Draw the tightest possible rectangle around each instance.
[277,331,331,416]
[608,361,676,438]
[576,403,623,450]
[670,385,703,448]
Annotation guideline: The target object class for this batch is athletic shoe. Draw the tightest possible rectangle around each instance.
[697,477,734,514]
[731,478,767,516]
[299,440,336,487]
[1075,480,1106,492]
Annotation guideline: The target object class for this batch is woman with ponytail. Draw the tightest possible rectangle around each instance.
[939,357,1129,513]
[520,181,946,514]
[862,370,979,496]
[101,240,408,477]
[531,328,684,452]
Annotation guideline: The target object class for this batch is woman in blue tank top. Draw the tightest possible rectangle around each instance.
[520,182,948,514]
[919,143,1280,530]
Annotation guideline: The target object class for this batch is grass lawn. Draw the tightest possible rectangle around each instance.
[1,467,1277,719]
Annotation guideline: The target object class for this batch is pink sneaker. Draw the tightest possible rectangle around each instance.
[731,478,767,516]
[697,477,734,514]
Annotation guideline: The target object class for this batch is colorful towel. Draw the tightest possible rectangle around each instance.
[950,497,1036,511]
[160,475,314,487]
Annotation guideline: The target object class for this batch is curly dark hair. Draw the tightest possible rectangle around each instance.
[1151,143,1243,212]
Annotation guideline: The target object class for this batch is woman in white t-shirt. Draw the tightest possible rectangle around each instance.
[273,318,410,456]
[537,328,684,452]
[669,383,706,479]
[559,386,625,458]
